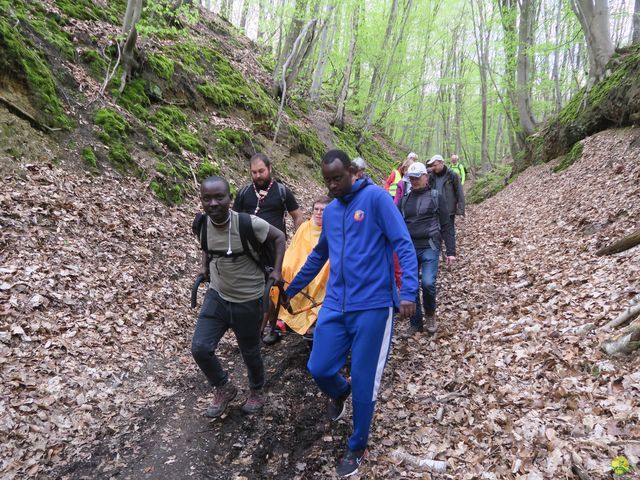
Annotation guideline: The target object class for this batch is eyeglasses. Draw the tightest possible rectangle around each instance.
[313,207,325,213]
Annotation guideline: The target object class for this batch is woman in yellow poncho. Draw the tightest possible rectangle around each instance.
[273,196,331,335]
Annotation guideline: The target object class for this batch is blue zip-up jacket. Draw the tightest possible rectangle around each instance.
[286,177,418,312]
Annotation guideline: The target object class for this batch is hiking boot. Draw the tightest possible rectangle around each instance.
[401,324,423,339]
[336,448,368,477]
[206,382,237,418]
[262,330,281,345]
[328,384,351,421]
[425,313,437,335]
[241,389,265,414]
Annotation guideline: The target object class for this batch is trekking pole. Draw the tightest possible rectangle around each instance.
[190,273,206,309]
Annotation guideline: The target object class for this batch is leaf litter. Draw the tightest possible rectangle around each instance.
[0,128,639,479]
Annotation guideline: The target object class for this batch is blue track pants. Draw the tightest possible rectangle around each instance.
[307,306,394,451]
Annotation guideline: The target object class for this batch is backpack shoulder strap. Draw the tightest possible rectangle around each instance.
[236,184,252,210]
[277,181,287,210]
[399,192,409,218]
[192,212,208,252]
[238,212,265,270]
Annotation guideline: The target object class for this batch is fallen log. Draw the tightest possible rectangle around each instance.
[600,320,640,356]
[599,295,640,332]
[596,229,640,256]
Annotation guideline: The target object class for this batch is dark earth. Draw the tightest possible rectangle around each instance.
[55,333,354,480]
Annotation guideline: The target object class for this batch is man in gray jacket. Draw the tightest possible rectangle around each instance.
[426,154,464,242]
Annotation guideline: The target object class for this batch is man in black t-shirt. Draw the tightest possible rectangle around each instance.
[234,153,303,344]
[233,153,303,236]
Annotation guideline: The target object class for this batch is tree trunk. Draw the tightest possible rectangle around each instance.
[358,0,413,147]
[273,0,309,94]
[309,3,336,102]
[118,0,144,93]
[633,0,640,44]
[596,229,640,256]
[601,320,640,356]
[570,0,614,81]
[516,0,536,136]
[332,1,359,129]
[240,0,250,30]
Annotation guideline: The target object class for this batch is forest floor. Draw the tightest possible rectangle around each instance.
[1,127,640,479]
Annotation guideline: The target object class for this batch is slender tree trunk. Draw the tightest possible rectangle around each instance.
[240,0,251,30]
[309,3,336,102]
[358,0,413,147]
[571,0,614,81]
[332,1,359,129]
[118,0,144,93]
[516,0,536,136]
[633,0,640,44]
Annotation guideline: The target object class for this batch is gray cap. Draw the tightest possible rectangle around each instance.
[352,157,366,170]
[407,152,418,159]
[426,154,444,166]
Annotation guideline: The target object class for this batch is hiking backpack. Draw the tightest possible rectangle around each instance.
[192,212,267,277]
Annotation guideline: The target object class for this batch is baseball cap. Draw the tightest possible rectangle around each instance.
[352,157,366,170]
[426,154,444,166]
[407,162,427,177]
[407,152,418,159]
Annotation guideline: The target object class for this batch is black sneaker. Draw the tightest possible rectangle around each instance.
[336,448,368,477]
[328,384,351,421]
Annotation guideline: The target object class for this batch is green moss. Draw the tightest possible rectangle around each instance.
[467,164,512,204]
[330,125,397,181]
[0,17,72,129]
[150,178,187,204]
[288,124,324,160]
[81,147,97,169]
[30,13,74,60]
[178,131,205,154]
[214,128,249,155]
[117,79,151,119]
[94,108,133,170]
[94,108,130,142]
[167,42,217,75]
[553,141,583,173]
[151,106,206,154]
[147,53,175,81]
[559,90,585,126]
[197,160,220,180]
[54,0,125,23]
[80,49,107,78]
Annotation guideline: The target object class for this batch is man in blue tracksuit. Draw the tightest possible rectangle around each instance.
[286,149,418,477]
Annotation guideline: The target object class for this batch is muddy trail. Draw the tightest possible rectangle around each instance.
[55,334,352,480]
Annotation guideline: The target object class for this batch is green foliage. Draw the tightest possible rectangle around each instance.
[553,141,583,173]
[288,124,325,160]
[81,147,97,170]
[331,126,396,182]
[0,16,72,129]
[467,164,513,204]
[117,79,151,119]
[147,53,175,81]
[151,106,205,154]
[138,0,199,39]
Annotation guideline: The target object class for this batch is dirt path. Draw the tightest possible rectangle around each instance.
[55,335,352,480]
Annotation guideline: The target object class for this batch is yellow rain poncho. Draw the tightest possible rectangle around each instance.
[272,219,329,334]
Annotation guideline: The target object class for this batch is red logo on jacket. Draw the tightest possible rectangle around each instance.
[353,210,365,221]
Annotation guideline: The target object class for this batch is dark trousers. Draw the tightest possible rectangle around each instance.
[191,289,265,390]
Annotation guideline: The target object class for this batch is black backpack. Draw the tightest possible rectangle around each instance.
[192,212,267,275]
